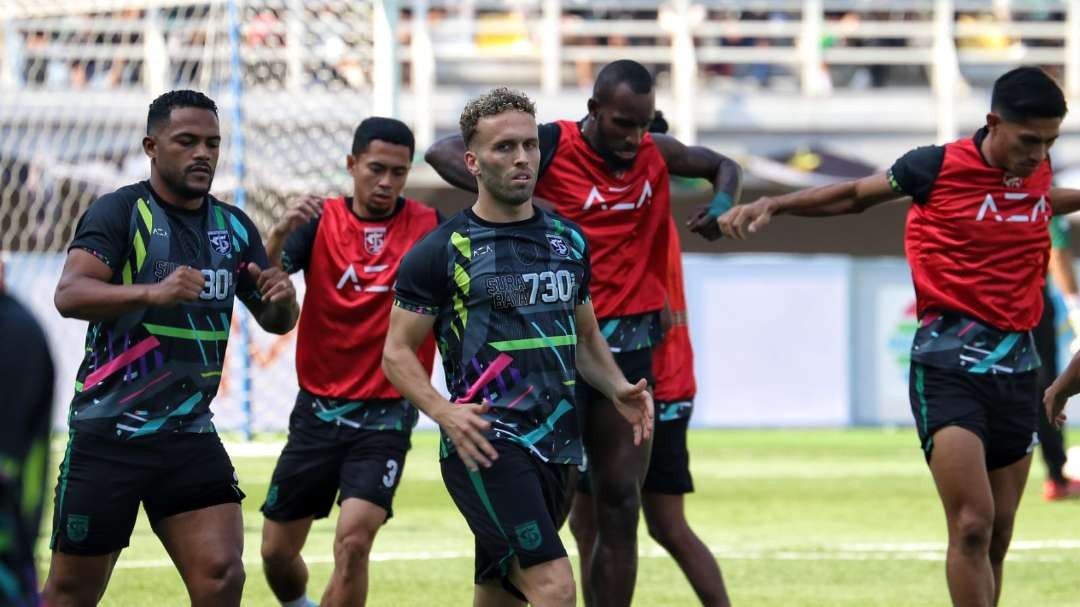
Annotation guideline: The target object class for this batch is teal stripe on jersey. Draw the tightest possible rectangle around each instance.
[315,402,363,422]
[131,392,204,437]
[517,400,574,447]
[969,333,1021,374]
[227,210,249,245]
[601,320,619,339]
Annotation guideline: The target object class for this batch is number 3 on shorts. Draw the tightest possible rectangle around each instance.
[382,459,399,488]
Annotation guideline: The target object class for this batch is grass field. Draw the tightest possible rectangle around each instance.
[38,429,1080,606]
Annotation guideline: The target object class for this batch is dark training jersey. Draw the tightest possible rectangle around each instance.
[533,120,669,352]
[66,181,268,438]
[889,127,1051,373]
[283,196,439,430]
[394,207,591,464]
[0,294,54,607]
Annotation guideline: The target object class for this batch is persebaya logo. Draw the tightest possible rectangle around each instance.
[67,514,90,542]
[266,484,280,508]
[514,520,542,551]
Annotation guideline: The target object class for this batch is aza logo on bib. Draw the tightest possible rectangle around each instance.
[514,520,542,551]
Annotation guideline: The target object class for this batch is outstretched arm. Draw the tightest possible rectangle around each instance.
[1050,187,1080,216]
[653,134,743,241]
[425,135,478,193]
[717,172,905,239]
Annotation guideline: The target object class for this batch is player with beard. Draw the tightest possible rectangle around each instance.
[258,118,440,607]
[425,60,742,607]
[384,87,653,607]
[44,90,299,606]
[717,67,1080,606]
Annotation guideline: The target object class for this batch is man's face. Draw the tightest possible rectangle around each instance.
[589,82,655,170]
[144,107,220,199]
[987,113,1062,177]
[466,110,540,206]
[347,140,411,217]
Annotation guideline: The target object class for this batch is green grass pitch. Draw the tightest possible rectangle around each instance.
[38,429,1080,606]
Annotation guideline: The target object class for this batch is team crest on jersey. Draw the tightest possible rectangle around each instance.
[547,234,569,257]
[364,227,386,255]
[208,230,232,255]
[67,514,89,543]
[1002,174,1024,189]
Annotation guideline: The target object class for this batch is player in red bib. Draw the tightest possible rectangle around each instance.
[426,60,742,606]
[258,118,439,607]
[717,67,1080,606]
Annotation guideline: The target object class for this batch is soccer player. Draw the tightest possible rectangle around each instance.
[425,59,742,606]
[44,90,298,606]
[383,87,653,607]
[716,66,1080,606]
[258,117,440,607]
[0,260,55,607]
[1036,217,1080,500]
[568,114,730,606]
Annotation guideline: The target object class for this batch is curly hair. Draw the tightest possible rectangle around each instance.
[459,87,536,147]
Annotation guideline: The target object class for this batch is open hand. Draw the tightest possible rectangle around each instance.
[612,378,654,446]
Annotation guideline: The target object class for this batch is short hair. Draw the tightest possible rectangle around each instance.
[593,60,654,103]
[352,116,415,157]
[146,90,217,135]
[991,67,1067,122]
[458,87,536,147]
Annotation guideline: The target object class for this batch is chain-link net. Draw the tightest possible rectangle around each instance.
[0,0,378,433]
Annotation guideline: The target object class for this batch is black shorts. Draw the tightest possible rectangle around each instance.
[575,347,655,494]
[909,362,1039,470]
[575,347,655,408]
[441,441,572,586]
[643,413,694,495]
[50,431,244,556]
[261,402,411,522]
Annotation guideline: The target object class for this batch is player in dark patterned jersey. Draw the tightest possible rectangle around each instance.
[425,60,742,607]
[718,67,1080,606]
[43,90,299,607]
[258,118,440,607]
[384,87,653,607]
[0,261,55,607]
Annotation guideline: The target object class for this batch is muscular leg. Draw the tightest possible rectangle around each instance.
[260,516,314,603]
[508,556,576,607]
[154,503,246,607]
[568,492,596,606]
[987,455,1032,606]
[584,398,652,607]
[42,551,120,607]
[319,498,387,607]
[928,427,996,607]
[475,579,527,607]
[642,493,729,607]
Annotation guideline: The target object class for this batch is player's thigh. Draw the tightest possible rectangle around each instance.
[440,443,571,584]
[44,550,120,601]
[154,502,245,582]
[583,349,655,489]
[338,429,411,521]
[49,432,146,558]
[261,424,345,523]
[928,426,994,522]
[261,516,314,560]
[509,555,575,602]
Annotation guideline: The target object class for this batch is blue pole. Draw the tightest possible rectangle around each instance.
[226,0,253,441]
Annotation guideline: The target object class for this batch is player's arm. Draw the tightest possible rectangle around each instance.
[383,305,498,471]
[265,194,324,270]
[573,300,654,445]
[653,134,743,241]
[1045,353,1079,430]
[236,215,299,334]
[717,173,903,240]
[55,249,205,321]
[425,134,479,193]
[1050,187,1080,216]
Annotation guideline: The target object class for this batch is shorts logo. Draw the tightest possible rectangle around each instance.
[364,227,386,255]
[514,520,542,551]
[208,230,232,256]
[67,514,90,543]
[265,484,279,507]
[547,234,569,257]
